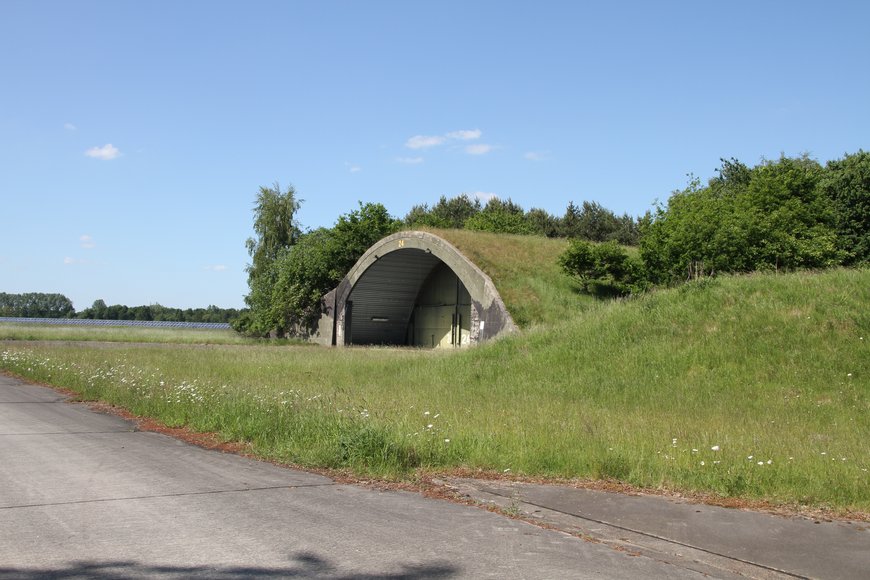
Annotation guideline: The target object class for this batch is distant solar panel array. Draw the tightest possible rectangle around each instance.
[0,317,231,330]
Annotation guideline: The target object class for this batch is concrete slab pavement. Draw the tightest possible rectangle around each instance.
[0,374,711,579]
[444,478,870,580]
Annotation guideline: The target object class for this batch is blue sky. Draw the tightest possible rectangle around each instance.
[1,1,868,310]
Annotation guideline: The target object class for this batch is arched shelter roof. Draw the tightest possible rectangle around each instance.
[317,231,516,346]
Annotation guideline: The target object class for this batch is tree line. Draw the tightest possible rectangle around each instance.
[76,300,242,323]
[405,196,640,244]
[0,293,75,318]
[0,293,241,323]
[241,150,868,336]
[559,150,869,295]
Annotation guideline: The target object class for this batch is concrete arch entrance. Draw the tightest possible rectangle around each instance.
[316,231,516,347]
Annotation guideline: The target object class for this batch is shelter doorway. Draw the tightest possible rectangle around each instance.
[343,256,471,348]
[409,263,471,348]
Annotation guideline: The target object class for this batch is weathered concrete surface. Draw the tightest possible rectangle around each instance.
[445,478,870,580]
[0,375,706,579]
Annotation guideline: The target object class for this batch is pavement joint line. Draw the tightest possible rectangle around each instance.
[0,482,337,511]
[477,484,808,580]
[0,431,135,436]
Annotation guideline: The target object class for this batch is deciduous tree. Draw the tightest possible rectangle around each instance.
[243,182,302,335]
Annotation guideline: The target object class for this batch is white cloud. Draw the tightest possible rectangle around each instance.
[465,143,493,155]
[469,191,498,202]
[85,143,121,160]
[396,156,424,165]
[64,122,77,131]
[524,151,548,161]
[447,129,481,141]
[404,129,484,150]
[80,234,95,249]
[345,162,362,173]
[405,135,446,149]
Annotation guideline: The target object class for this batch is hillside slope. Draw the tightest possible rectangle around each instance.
[430,267,870,507]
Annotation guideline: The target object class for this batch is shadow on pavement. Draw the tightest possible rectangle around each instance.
[0,551,459,579]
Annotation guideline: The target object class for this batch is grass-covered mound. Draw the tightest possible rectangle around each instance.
[448,268,869,509]
[3,268,868,512]
[421,228,597,327]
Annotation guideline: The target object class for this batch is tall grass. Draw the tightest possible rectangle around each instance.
[3,268,868,512]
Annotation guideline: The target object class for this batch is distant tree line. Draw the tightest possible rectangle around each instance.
[0,292,241,323]
[76,300,242,323]
[404,196,640,244]
[0,293,75,318]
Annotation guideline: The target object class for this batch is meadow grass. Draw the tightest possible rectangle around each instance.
[2,268,868,513]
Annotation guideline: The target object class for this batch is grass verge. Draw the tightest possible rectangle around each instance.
[2,268,868,514]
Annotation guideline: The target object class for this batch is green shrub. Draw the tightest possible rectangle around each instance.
[640,155,846,284]
[558,239,644,296]
[819,150,870,265]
